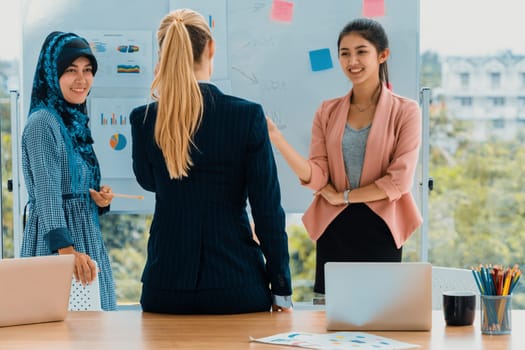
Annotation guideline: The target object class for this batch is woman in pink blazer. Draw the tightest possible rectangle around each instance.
[267,18,422,294]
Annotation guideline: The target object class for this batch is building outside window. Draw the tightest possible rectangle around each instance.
[459,72,470,88]
[490,72,501,89]
[492,118,505,129]
[490,97,505,106]
[457,96,472,107]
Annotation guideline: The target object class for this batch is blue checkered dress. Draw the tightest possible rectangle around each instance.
[20,109,117,311]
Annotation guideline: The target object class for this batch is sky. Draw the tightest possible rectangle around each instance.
[420,0,525,56]
[1,0,525,59]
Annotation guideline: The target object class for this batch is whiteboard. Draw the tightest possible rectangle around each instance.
[21,0,420,213]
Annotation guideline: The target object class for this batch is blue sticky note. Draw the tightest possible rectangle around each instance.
[309,48,333,72]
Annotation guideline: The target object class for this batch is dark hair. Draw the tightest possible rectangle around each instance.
[56,37,98,78]
[337,18,389,86]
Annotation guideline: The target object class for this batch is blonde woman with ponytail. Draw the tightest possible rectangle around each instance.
[130,8,292,314]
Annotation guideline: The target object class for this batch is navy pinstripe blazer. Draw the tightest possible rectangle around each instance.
[130,83,292,299]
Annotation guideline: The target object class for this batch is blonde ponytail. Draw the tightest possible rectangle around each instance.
[152,9,211,179]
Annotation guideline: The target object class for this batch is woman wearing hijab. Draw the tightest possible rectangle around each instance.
[20,31,117,311]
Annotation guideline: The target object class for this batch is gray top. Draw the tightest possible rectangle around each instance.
[342,123,371,189]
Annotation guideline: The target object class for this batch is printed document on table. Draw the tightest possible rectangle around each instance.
[250,331,420,350]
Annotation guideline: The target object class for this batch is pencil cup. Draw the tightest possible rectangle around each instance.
[480,295,512,335]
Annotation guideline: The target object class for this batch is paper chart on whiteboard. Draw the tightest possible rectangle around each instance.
[90,97,147,179]
[79,30,154,88]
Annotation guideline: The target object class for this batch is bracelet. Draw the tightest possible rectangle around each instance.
[343,189,350,205]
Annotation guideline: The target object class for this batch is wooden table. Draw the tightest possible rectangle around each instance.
[0,310,524,349]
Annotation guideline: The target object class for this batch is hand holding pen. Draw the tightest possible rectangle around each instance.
[90,186,144,208]
[89,185,114,208]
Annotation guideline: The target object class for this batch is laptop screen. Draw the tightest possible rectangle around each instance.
[324,262,432,331]
[0,255,75,327]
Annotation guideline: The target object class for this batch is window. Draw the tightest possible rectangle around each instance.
[492,118,505,129]
[459,72,469,88]
[490,72,501,88]
[457,97,472,106]
[489,97,505,106]
[422,0,525,311]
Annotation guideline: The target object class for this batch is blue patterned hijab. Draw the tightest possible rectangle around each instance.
[29,31,101,191]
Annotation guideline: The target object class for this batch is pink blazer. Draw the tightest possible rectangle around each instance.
[301,86,423,248]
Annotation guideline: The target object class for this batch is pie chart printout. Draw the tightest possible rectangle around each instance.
[109,133,127,151]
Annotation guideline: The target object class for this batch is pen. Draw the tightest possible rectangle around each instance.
[111,193,144,200]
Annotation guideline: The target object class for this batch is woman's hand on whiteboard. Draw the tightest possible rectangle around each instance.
[89,185,114,208]
[266,116,282,144]
[266,116,312,183]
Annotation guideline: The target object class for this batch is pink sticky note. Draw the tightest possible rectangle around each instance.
[363,0,385,17]
[271,0,294,23]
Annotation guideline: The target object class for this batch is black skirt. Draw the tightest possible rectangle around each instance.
[141,284,272,314]
[314,203,402,294]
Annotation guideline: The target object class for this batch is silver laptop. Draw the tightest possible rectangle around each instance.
[0,255,75,327]
[325,262,432,331]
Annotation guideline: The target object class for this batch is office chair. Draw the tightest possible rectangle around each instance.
[432,266,479,309]
[68,260,102,311]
